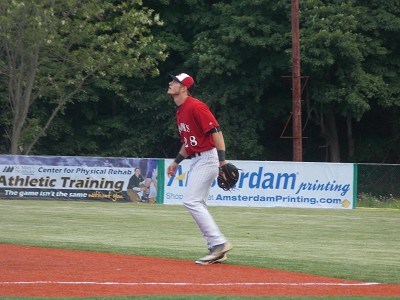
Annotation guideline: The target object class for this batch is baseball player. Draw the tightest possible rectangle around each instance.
[166,72,232,265]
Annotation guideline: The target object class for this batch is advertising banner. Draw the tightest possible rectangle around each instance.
[164,160,356,209]
[0,155,160,203]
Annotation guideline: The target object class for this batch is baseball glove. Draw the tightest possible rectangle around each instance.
[217,163,240,191]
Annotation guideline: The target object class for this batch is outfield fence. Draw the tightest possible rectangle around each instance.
[357,163,400,205]
[1,155,399,208]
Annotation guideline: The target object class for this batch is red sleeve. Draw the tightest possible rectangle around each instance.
[193,102,219,134]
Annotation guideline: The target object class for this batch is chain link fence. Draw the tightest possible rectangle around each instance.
[357,163,400,207]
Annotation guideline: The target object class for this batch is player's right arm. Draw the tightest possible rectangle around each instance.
[167,145,188,177]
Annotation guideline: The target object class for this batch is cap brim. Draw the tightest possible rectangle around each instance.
[169,74,181,83]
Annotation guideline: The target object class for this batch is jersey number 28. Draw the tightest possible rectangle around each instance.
[184,136,198,147]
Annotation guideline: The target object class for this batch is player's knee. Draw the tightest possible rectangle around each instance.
[183,199,194,209]
[183,197,200,208]
[183,198,205,212]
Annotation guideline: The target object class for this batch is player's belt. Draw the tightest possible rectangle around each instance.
[189,148,217,159]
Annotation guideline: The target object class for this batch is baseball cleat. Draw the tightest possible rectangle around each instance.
[195,253,228,265]
[214,253,228,263]
[195,241,232,265]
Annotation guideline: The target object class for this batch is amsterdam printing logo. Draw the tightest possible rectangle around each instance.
[341,199,351,208]
[167,165,187,187]
[2,166,14,173]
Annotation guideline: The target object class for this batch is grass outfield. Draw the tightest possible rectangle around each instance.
[0,200,399,300]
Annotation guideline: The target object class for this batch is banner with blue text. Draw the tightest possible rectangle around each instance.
[0,155,159,203]
[164,160,356,209]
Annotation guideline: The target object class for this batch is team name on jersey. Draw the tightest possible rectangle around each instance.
[178,122,190,133]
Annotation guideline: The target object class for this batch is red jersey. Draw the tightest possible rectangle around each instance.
[176,96,219,155]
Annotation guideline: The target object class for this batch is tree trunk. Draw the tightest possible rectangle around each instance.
[346,117,355,160]
[25,72,91,154]
[10,118,22,154]
[5,15,40,154]
[326,111,341,162]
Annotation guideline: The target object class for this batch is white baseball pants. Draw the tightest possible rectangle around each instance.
[183,148,228,248]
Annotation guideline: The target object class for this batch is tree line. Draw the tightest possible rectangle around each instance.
[0,0,399,163]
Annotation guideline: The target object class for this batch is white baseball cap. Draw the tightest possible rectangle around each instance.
[169,73,194,89]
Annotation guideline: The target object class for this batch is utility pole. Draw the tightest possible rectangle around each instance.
[292,0,303,161]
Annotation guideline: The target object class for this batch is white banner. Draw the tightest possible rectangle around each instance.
[0,155,159,203]
[164,160,356,209]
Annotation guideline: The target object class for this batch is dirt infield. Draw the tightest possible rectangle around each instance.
[1,244,399,298]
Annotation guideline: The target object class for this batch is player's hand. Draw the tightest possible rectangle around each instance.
[219,160,228,167]
[167,163,178,177]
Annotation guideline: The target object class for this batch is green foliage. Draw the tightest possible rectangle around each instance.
[357,193,400,209]
[0,0,167,154]
[175,1,292,159]
[300,0,390,120]
[1,0,400,163]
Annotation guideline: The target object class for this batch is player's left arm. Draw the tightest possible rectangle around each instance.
[211,130,227,167]
[194,103,227,166]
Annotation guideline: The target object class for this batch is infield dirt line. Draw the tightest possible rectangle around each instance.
[0,281,381,286]
[1,244,400,297]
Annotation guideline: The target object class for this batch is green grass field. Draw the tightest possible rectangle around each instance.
[0,199,399,300]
